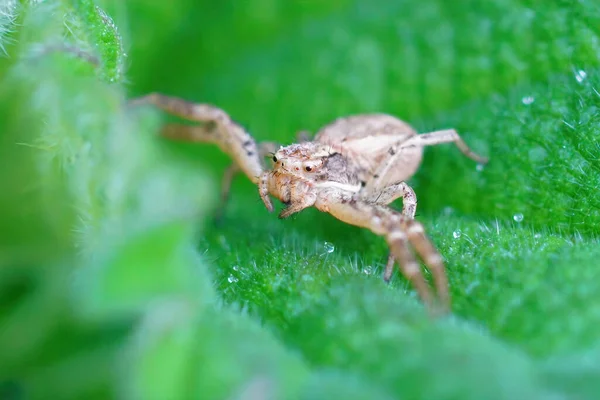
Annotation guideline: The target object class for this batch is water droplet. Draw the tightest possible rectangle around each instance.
[534,233,541,239]
[227,274,238,283]
[476,163,485,172]
[232,265,239,271]
[521,96,535,105]
[453,230,462,239]
[575,69,587,83]
[324,242,335,254]
[363,266,373,275]
[513,213,524,222]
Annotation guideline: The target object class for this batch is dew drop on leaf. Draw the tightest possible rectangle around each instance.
[363,266,373,275]
[513,213,524,222]
[476,163,485,172]
[232,265,239,271]
[453,230,462,239]
[575,69,587,83]
[227,274,239,283]
[521,96,535,105]
[323,242,335,254]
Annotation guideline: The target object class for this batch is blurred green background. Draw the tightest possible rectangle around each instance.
[1,0,600,399]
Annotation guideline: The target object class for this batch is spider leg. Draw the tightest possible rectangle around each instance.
[359,180,416,281]
[130,93,264,185]
[386,227,436,309]
[359,142,423,200]
[363,181,417,217]
[315,192,448,313]
[405,220,450,313]
[214,163,240,224]
[216,141,280,222]
[382,253,395,282]
[361,128,486,200]
[278,193,317,219]
[259,171,274,212]
[158,122,281,221]
[363,182,417,284]
[402,128,488,165]
[277,182,317,219]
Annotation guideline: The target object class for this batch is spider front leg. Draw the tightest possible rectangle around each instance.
[363,181,417,217]
[315,191,449,314]
[130,93,278,220]
[278,190,317,219]
[130,93,265,184]
[258,172,316,219]
[360,181,418,282]
[214,163,240,223]
[215,141,279,222]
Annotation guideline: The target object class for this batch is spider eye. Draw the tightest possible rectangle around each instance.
[304,166,313,172]
[272,156,278,162]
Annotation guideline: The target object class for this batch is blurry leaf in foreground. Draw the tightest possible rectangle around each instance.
[73,220,216,320]
[541,343,600,399]
[286,278,547,400]
[122,308,310,400]
[298,368,396,400]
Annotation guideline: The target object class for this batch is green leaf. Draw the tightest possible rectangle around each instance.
[541,343,600,399]
[299,369,397,400]
[124,308,309,400]
[3,0,600,399]
[74,220,215,319]
[72,0,126,83]
[416,74,600,234]
[286,278,547,400]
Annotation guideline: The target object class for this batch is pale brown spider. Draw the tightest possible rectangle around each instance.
[130,93,487,314]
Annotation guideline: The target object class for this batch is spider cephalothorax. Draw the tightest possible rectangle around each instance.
[260,145,364,217]
[131,93,488,315]
[271,144,362,187]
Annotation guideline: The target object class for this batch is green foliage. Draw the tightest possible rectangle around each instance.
[0,0,18,55]
[1,0,599,399]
